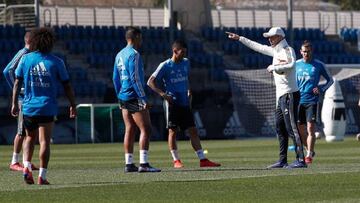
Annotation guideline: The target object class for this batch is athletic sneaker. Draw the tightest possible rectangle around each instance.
[138,163,161,173]
[305,157,313,164]
[286,160,307,169]
[37,177,50,185]
[173,160,184,168]
[9,162,23,171]
[266,161,288,169]
[200,159,221,167]
[305,151,316,164]
[124,164,139,173]
[23,167,34,184]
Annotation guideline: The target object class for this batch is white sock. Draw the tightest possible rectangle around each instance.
[125,153,133,165]
[170,150,180,161]
[39,168,47,180]
[139,150,148,164]
[11,152,20,165]
[196,149,206,160]
[307,151,315,158]
[23,161,32,171]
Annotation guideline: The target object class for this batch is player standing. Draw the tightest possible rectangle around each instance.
[12,27,77,184]
[3,32,38,172]
[227,27,306,168]
[296,40,333,164]
[147,40,220,168]
[113,27,160,173]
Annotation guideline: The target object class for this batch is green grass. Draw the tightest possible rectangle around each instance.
[1,137,360,202]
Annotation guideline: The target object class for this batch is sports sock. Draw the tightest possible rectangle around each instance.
[39,168,47,180]
[125,153,133,165]
[170,150,180,161]
[139,150,148,164]
[23,161,32,171]
[306,150,312,158]
[195,149,206,160]
[308,151,314,158]
[11,152,20,165]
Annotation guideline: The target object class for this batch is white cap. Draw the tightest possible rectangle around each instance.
[263,27,285,38]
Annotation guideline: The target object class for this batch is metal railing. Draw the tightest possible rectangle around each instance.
[1,4,36,28]
[0,4,6,24]
[39,6,360,35]
[40,6,164,27]
[0,4,358,36]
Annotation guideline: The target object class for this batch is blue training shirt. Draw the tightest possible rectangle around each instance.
[3,47,29,99]
[15,51,70,116]
[296,58,333,104]
[113,44,147,102]
[151,58,190,106]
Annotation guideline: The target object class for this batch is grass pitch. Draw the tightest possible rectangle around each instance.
[1,137,360,202]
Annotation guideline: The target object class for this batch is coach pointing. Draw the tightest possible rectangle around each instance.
[227,27,306,168]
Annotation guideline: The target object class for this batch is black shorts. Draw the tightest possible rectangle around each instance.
[298,103,318,124]
[163,100,195,131]
[119,99,146,113]
[23,116,55,132]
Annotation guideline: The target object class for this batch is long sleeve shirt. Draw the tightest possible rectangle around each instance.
[296,58,333,104]
[239,37,298,100]
[113,45,147,102]
[3,47,29,97]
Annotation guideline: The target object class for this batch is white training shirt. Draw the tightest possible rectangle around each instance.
[239,37,298,100]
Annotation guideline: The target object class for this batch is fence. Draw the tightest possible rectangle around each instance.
[1,4,360,35]
[38,6,360,35]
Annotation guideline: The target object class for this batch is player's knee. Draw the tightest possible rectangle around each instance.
[307,123,315,134]
[168,129,176,137]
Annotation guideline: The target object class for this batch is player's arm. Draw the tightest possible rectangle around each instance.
[11,55,26,117]
[58,60,76,118]
[187,62,192,98]
[128,53,146,102]
[317,63,334,94]
[147,63,173,103]
[63,81,77,118]
[3,62,14,89]
[11,78,22,117]
[226,32,274,57]
[112,56,122,95]
[147,76,164,97]
[270,47,296,73]
[3,49,26,89]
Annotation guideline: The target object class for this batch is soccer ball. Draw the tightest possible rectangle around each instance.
[356,133,360,141]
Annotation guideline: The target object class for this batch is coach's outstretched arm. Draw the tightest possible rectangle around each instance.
[226,32,273,57]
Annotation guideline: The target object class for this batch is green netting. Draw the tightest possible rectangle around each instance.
[76,105,125,143]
